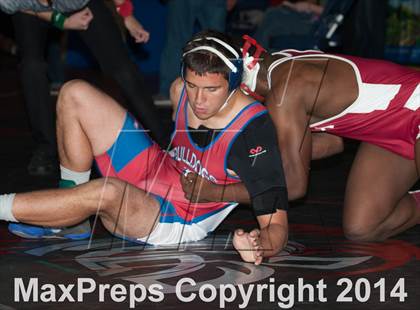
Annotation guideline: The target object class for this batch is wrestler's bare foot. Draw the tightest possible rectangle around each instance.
[233,228,263,265]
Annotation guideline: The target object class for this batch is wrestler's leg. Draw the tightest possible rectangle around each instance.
[415,140,420,179]
[343,142,419,241]
[410,140,420,208]
[11,178,160,239]
[8,80,130,239]
[56,79,126,171]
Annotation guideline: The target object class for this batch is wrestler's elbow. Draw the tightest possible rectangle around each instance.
[283,156,309,200]
[287,182,307,200]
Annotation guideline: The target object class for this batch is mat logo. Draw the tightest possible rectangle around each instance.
[23,224,420,293]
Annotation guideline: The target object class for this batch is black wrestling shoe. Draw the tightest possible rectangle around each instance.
[27,147,58,176]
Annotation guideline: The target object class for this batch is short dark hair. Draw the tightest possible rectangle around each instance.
[182,30,242,81]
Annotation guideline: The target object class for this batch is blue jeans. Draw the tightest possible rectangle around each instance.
[159,0,227,96]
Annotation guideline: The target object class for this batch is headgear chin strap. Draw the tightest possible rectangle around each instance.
[218,89,237,112]
[240,35,266,102]
[181,37,243,91]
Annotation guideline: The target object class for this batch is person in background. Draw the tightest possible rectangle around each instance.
[1,0,168,178]
[340,0,387,59]
[157,0,237,100]
[253,0,324,49]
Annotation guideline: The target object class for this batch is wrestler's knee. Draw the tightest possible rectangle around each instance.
[92,177,126,212]
[343,225,374,242]
[342,216,380,242]
[59,79,90,99]
[57,79,93,115]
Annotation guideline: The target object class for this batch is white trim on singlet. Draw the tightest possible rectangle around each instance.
[267,49,372,127]
[272,49,321,57]
[271,51,293,57]
[265,52,405,130]
[267,53,363,91]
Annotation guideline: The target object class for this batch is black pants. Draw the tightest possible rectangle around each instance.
[12,0,167,155]
[340,0,387,59]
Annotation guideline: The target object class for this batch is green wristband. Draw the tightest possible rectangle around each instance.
[51,11,66,30]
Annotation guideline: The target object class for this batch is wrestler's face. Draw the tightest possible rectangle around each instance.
[184,68,230,120]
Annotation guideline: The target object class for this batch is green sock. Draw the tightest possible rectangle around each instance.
[59,179,77,188]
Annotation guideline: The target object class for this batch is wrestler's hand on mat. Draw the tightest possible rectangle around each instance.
[64,8,93,30]
[180,172,220,202]
[123,16,150,43]
[233,229,263,265]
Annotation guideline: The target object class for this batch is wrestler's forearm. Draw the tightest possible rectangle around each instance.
[259,223,288,257]
[217,182,250,204]
[284,159,309,200]
[279,128,311,200]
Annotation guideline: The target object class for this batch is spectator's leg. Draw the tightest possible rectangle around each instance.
[159,0,196,97]
[12,13,57,175]
[254,7,315,49]
[78,0,169,147]
[196,0,227,32]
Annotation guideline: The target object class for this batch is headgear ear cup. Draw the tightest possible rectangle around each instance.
[229,57,243,90]
[181,37,243,91]
[200,37,242,90]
